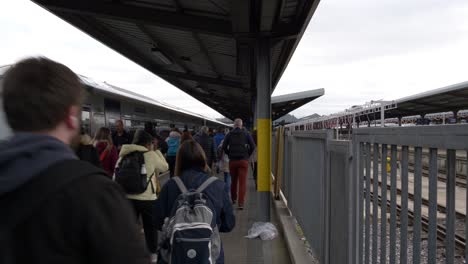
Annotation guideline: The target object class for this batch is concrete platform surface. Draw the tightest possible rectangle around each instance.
[221,172,291,264]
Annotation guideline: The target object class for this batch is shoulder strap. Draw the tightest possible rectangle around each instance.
[173,176,188,194]
[196,176,218,193]
[0,160,107,234]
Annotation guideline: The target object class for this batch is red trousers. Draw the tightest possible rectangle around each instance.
[229,160,249,205]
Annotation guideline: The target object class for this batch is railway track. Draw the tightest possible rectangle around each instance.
[408,163,466,188]
[367,191,466,252]
[370,178,466,219]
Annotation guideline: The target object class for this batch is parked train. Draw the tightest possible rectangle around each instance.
[0,65,229,139]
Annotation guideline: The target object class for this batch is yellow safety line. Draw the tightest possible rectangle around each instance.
[257,118,271,192]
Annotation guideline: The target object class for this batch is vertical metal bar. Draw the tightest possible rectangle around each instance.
[446,149,456,264]
[380,144,388,264]
[358,142,364,264]
[400,146,409,264]
[427,148,438,264]
[412,147,422,264]
[372,143,379,264]
[365,143,371,264]
[389,145,397,264]
[465,150,468,263]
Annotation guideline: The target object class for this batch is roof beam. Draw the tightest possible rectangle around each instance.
[192,33,221,78]
[137,24,192,74]
[407,101,450,109]
[447,92,468,100]
[34,0,233,37]
[55,13,244,88]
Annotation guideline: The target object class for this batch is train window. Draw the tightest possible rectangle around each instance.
[92,113,106,134]
[104,98,121,112]
[135,106,146,114]
[125,119,132,127]
[81,109,91,135]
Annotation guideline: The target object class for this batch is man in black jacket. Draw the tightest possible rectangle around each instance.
[0,57,148,264]
[222,119,256,209]
[113,119,133,152]
[193,126,217,173]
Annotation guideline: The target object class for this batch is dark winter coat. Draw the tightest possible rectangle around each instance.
[194,132,217,165]
[75,144,101,168]
[222,128,256,161]
[0,133,148,264]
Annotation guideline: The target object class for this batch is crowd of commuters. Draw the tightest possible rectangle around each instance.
[0,57,258,263]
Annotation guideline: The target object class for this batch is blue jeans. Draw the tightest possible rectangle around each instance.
[223,172,231,195]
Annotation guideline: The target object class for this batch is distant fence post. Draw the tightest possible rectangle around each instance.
[274,126,284,199]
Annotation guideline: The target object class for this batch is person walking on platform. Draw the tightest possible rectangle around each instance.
[93,127,119,177]
[0,57,148,264]
[115,130,168,263]
[217,139,231,196]
[222,118,256,210]
[213,126,226,149]
[213,127,225,173]
[180,129,193,144]
[75,127,101,168]
[194,126,217,175]
[113,119,132,151]
[155,140,235,264]
[165,130,181,177]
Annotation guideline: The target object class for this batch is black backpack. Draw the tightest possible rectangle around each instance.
[227,131,249,159]
[0,160,107,264]
[115,151,154,194]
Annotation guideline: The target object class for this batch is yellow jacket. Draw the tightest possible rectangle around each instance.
[117,144,169,201]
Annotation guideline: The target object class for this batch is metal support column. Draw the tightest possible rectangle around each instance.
[255,37,271,221]
[380,105,385,127]
[453,110,459,123]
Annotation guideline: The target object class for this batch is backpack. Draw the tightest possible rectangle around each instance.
[159,176,221,264]
[227,130,249,160]
[0,160,107,264]
[115,151,154,194]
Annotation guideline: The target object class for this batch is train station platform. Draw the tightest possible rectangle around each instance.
[221,172,291,264]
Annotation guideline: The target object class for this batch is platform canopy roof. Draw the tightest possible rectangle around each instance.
[32,0,321,121]
[297,81,468,125]
[271,88,324,120]
[387,81,468,118]
[354,81,468,122]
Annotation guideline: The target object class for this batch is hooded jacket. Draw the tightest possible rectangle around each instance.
[0,133,148,264]
[117,144,169,200]
[213,132,225,148]
[166,131,181,156]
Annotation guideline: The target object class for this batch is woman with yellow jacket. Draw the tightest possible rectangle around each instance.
[117,130,168,263]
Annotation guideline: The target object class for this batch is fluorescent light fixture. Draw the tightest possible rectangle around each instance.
[151,46,172,65]
[195,86,210,95]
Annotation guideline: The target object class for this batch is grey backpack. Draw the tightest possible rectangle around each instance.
[159,176,221,264]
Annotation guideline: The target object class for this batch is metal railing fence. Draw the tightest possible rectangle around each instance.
[273,124,468,264]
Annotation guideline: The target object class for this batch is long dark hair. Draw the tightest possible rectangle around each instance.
[175,140,207,176]
[180,130,193,144]
[94,127,113,144]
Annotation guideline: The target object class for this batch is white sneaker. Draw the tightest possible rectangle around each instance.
[150,253,158,263]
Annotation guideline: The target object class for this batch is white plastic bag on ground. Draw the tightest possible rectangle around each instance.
[245,222,278,240]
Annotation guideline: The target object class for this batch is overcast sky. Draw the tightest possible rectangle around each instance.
[1,0,468,118]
